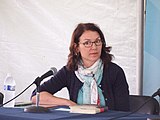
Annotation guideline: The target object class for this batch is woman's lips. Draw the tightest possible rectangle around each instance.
[89,53,98,56]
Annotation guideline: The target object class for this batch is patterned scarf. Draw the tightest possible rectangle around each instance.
[75,59,103,105]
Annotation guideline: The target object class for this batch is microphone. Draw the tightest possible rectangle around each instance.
[34,67,57,85]
[152,88,160,97]
[40,67,57,80]
[24,67,57,113]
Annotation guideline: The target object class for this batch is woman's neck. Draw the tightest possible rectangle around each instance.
[82,59,100,68]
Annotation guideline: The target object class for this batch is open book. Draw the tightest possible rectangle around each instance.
[69,104,108,114]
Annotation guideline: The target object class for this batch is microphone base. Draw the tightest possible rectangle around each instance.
[24,106,50,113]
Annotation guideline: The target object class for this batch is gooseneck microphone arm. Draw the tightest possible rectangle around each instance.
[33,67,57,106]
[33,77,41,107]
[31,67,57,107]
[152,88,160,97]
[108,88,160,120]
[24,67,57,112]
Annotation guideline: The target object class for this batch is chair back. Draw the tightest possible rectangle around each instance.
[0,92,4,105]
[129,95,159,115]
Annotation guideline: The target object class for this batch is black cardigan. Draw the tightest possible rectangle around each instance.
[32,62,130,111]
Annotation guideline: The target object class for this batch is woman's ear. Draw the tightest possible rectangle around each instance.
[74,43,79,53]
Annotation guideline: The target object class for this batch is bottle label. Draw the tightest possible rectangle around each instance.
[4,85,15,91]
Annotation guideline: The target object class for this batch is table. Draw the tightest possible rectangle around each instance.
[0,106,159,120]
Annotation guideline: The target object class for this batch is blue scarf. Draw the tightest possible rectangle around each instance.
[75,59,105,106]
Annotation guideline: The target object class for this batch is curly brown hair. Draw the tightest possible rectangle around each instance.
[67,23,113,71]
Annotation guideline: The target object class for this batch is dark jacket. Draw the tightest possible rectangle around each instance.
[32,62,130,111]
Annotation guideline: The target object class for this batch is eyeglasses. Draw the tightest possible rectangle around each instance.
[79,38,102,48]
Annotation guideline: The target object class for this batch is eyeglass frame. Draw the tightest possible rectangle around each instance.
[79,38,102,48]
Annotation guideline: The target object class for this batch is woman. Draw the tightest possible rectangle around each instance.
[31,23,130,111]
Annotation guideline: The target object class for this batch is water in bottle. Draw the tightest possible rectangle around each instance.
[3,73,16,107]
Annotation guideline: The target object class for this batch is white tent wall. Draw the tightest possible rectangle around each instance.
[0,0,142,102]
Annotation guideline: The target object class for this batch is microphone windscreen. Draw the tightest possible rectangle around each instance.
[51,67,57,74]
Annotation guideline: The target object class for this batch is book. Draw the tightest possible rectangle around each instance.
[69,104,108,114]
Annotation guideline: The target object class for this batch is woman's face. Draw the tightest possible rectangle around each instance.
[78,30,102,67]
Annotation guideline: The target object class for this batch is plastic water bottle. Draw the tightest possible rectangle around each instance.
[3,73,16,107]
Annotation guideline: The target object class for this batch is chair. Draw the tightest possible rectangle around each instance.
[0,92,4,105]
[129,95,159,115]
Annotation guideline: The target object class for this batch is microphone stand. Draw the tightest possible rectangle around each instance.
[24,77,49,113]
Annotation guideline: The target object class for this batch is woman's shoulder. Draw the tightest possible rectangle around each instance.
[54,66,75,82]
[60,65,73,71]
[107,62,122,68]
[103,62,126,82]
[104,62,124,72]
[58,65,74,74]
